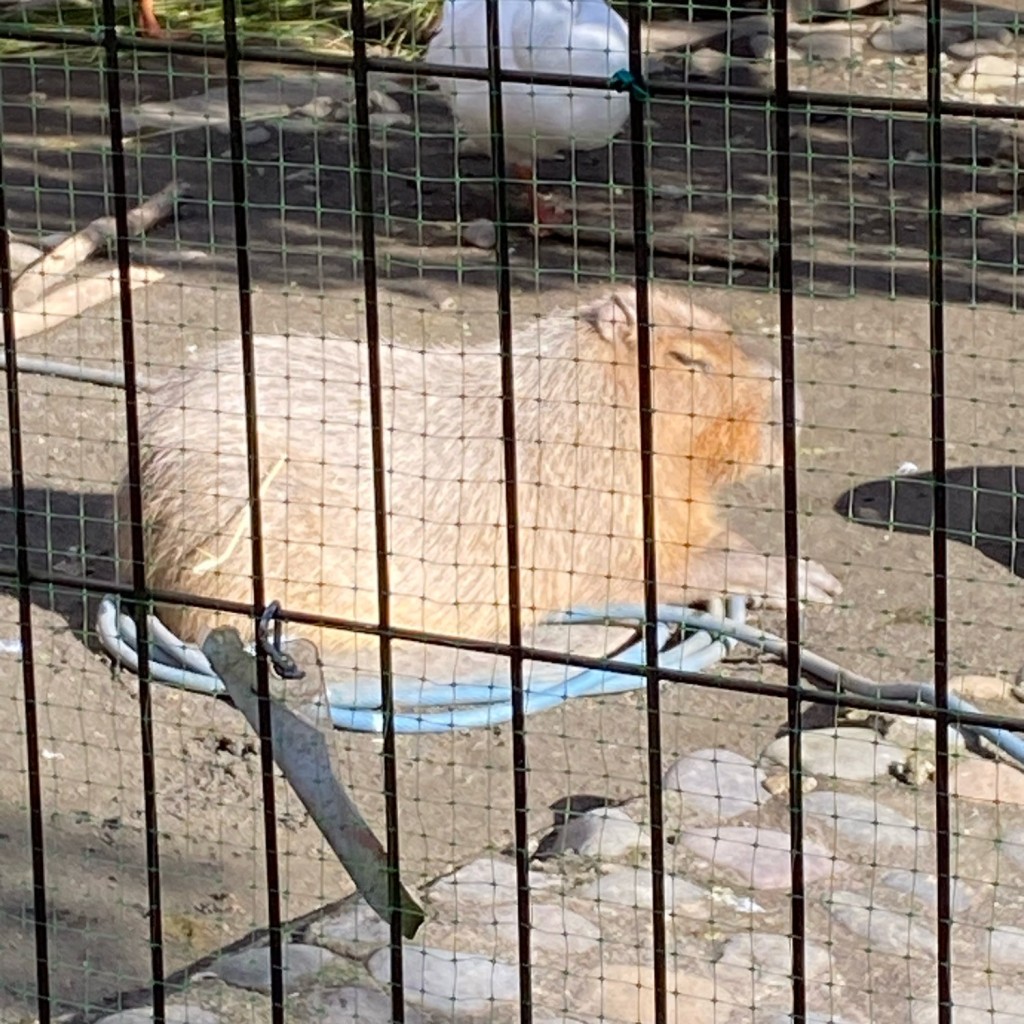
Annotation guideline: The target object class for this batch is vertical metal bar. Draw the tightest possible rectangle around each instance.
[219,6,285,1020]
[348,0,406,1017]
[98,10,166,1021]
[481,0,532,1018]
[0,114,52,1024]
[925,0,952,1019]
[623,6,664,1024]
[770,2,806,1021]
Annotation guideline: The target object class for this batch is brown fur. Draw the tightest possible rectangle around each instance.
[115,287,839,657]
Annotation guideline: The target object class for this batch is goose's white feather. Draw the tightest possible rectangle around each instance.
[426,0,631,164]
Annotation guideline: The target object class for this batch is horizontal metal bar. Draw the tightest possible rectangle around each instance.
[2,21,1024,123]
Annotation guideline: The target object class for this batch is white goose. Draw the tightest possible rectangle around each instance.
[425,0,632,226]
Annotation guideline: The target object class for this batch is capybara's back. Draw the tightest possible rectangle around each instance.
[116,287,839,664]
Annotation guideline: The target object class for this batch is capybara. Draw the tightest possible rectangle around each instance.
[116,287,841,662]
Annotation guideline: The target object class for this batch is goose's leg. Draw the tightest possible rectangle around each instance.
[137,0,165,37]
[511,163,570,228]
[136,0,189,39]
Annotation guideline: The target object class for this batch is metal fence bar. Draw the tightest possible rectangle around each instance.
[0,104,52,1024]
[769,0,808,1019]
[348,0,408,1015]
[480,2,533,1018]
[97,0,168,1016]
[925,0,953,1017]
[620,5,667,1024]
[219,1,286,1017]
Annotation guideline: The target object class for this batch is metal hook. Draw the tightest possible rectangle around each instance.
[258,601,306,681]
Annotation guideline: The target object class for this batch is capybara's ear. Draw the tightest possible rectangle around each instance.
[584,288,639,347]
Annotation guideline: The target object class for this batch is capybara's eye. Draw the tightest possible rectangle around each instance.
[669,351,712,373]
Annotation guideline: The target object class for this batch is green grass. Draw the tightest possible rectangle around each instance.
[0,0,444,58]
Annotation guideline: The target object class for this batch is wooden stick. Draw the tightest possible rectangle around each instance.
[9,264,164,341]
[12,181,185,309]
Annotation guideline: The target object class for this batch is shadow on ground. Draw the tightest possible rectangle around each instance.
[0,43,1022,305]
[835,464,1024,578]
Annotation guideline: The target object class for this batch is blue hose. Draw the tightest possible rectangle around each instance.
[94,594,1024,769]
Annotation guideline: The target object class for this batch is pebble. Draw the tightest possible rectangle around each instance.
[825,890,937,958]
[802,791,927,857]
[952,759,1024,805]
[794,30,866,61]
[572,964,718,1024]
[679,826,844,889]
[368,111,413,130]
[462,218,497,250]
[662,747,765,821]
[762,772,817,798]
[244,125,272,145]
[96,1009,220,1024]
[557,806,652,858]
[579,865,708,911]
[209,943,341,994]
[293,96,337,120]
[957,55,1024,96]
[761,727,904,781]
[367,945,520,1013]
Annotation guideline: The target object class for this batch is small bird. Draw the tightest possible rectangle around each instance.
[425,0,632,227]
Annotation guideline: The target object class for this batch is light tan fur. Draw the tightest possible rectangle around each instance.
[115,287,840,657]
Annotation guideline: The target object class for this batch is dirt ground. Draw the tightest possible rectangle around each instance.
[3,27,1024,1020]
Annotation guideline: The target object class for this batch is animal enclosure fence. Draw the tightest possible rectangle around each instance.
[2,0,1024,1023]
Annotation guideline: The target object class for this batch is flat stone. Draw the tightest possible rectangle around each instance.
[978,925,1024,967]
[579,865,708,911]
[489,902,600,954]
[948,37,1014,59]
[879,868,974,914]
[367,945,520,1013]
[716,930,834,983]
[957,55,1024,97]
[883,716,966,757]
[954,985,1024,1024]
[759,1015,860,1024]
[762,727,904,782]
[306,986,426,1024]
[790,0,877,18]
[305,898,390,953]
[747,33,776,61]
[662,748,765,821]
[871,15,928,54]
[802,791,928,857]
[825,890,936,958]
[794,30,866,61]
[96,1009,220,1024]
[210,943,340,994]
[123,73,355,133]
[559,806,651,858]
[679,826,844,890]
[572,964,717,1024]
[953,759,1024,805]
[428,856,555,907]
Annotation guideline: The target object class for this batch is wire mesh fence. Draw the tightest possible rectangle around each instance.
[4,0,1024,1022]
